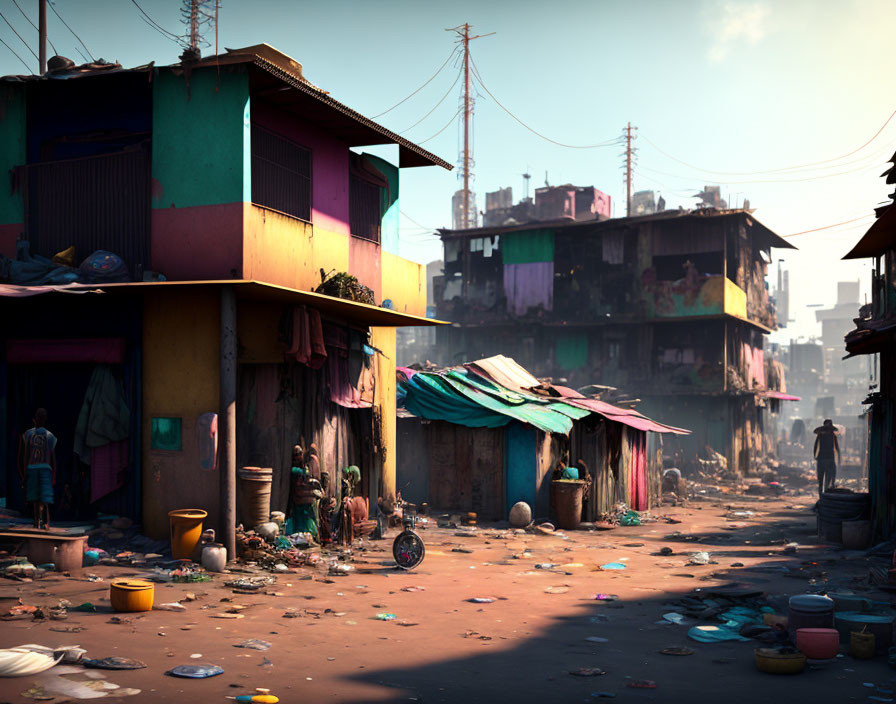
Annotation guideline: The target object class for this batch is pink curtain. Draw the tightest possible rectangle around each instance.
[628,429,648,511]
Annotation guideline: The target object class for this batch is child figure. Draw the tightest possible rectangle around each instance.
[18,408,57,530]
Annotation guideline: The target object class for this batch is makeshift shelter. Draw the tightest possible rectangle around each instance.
[397,355,688,521]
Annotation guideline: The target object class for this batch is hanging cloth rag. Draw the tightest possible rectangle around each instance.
[73,365,131,503]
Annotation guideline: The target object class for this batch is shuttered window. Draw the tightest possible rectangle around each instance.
[349,173,382,243]
[251,124,311,221]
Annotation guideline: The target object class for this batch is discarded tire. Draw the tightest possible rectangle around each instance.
[817,492,870,543]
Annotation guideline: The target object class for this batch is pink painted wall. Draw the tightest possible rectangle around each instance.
[348,236,382,302]
[0,223,20,258]
[252,101,350,235]
[151,203,243,280]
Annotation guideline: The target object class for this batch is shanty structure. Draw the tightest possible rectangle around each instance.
[0,45,449,556]
[430,208,795,474]
[842,152,896,537]
[396,355,688,521]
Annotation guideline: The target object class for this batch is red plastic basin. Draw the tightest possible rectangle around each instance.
[796,628,840,659]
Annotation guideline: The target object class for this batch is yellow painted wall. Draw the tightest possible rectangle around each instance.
[142,288,221,540]
[243,204,349,291]
[370,326,397,500]
[724,278,748,319]
[382,251,427,317]
[238,301,285,364]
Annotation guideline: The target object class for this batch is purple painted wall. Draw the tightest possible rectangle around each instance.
[252,101,349,235]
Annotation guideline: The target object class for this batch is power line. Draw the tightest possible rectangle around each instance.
[641,106,896,177]
[0,11,39,61]
[49,1,94,61]
[129,0,183,40]
[417,107,463,144]
[371,46,460,119]
[400,210,435,232]
[782,214,875,238]
[399,65,463,135]
[0,34,32,72]
[469,55,622,149]
[11,0,56,54]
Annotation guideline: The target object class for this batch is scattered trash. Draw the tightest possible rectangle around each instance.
[544,586,569,594]
[375,613,397,621]
[662,613,687,625]
[156,602,186,612]
[659,647,695,656]
[593,594,618,601]
[224,577,275,591]
[585,637,609,643]
[687,552,712,565]
[626,680,657,689]
[234,640,271,651]
[688,625,749,643]
[535,563,558,570]
[212,613,245,619]
[591,693,616,699]
[82,657,147,670]
[0,647,63,677]
[467,597,495,603]
[659,547,674,556]
[401,586,425,592]
[570,667,606,677]
[166,664,225,679]
[600,563,626,571]
[452,548,473,554]
[190,654,203,659]
[71,603,97,613]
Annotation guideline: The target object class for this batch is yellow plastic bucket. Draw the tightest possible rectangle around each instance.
[110,580,155,612]
[168,509,208,560]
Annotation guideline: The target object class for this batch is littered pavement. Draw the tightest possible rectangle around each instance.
[1,490,894,704]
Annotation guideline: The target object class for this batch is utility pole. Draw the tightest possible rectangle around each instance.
[623,122,637,217]
[38,0,47,74]
[448,23,494,230]
[189,0,199,53]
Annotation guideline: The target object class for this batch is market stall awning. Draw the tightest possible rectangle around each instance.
[0,280,447,329]
[761,391,801,401]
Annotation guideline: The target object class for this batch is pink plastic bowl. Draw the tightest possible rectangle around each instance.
[796,628,840,660]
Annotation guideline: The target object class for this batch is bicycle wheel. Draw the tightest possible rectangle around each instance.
[392,530,425,570]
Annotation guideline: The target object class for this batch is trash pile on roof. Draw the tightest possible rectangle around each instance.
[398,355,689,436]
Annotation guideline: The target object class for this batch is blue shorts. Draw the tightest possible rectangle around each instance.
[26,465,53,504]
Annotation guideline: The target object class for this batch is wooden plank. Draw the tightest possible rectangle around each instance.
[470,427,504,519]
[429,423,458,510]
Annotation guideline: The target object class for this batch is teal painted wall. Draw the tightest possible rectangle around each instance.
[505,421,537,510]
[151,68,250,209]
[0,84,25,224]
[365,153,400,255]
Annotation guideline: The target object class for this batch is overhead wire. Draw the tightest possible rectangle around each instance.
[0,11,39,61]
[781,214,875,238]
[49,1,94,61]
[0,34,32,72]
[640,106,896,177]
[469,54,622,149]
[11,0,57,54]
[371,46,460,119]
[399,65,463,135]
[417,107,463,144]
[129,0,185,45]
[400,210,435,232]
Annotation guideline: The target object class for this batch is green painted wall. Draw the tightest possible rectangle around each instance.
[555,330,589,370]
[502,229,555,264]
[364,153,399,255]
[152,68,250,209]
[0,84,25,224]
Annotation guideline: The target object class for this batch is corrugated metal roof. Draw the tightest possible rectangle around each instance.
[0,280,448,328]
[842,205,896,259]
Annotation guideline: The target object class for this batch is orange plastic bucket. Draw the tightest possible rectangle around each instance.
[110,580,155,612]
[168,509,208,560]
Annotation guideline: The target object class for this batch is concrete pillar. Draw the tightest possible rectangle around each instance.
[220,286,237,560]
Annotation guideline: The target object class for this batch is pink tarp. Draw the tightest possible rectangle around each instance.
[763,390,801,401]
[565,398,690,435]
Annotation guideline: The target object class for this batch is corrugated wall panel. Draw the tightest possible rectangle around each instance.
[24,146,150,277]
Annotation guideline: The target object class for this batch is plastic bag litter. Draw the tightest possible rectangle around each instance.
[600,563,627,570]
[82,657,146,670]
[234,640,271,651]
[374,613,396,620]
[166,664,224,678]
[619,511,641,527]
[156,602,186,612]
[0,647,63,677]
[467,597,495,603]
[663,613,687,624]
[687,625,750,643]
[687,552,712,565]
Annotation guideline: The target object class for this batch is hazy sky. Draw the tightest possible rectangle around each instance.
[1,0,892,342]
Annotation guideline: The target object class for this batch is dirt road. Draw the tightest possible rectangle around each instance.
[1,489,893,704]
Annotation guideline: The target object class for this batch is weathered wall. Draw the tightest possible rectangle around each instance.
[382,252,426,316]
[151,68,249,279]
[0,83,25,257]
[252,100,349,235]
[142,288,220,540]
[370,326,397,499]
